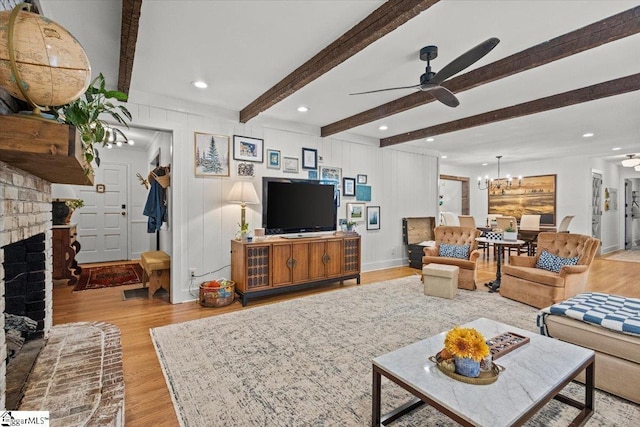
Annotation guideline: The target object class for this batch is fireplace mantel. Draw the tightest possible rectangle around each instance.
[0,115,94,185]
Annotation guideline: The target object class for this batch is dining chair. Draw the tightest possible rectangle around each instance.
[558,215,575,233]
[495,216,519,259]
[440,212,460,226]
[518,214,541,255]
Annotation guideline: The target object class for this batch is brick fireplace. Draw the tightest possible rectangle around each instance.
[0,160,53,409]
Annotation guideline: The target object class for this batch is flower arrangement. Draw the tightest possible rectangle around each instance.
[443,326,490,362]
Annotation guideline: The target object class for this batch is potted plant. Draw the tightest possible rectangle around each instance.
[52,73,132,174]
[64,199,84,224]
[503,221,517,241]
[441,326,490,378]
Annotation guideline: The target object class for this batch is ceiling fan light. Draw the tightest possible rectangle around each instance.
[635,165,640,172]
[621,158,640,167]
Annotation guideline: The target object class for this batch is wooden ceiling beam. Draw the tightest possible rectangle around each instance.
[118,0,143,95]
[239,0,440,123]
[380,73,640,147]
[322,5,640,137]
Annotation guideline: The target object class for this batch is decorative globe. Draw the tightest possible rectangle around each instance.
[0,6,91,109]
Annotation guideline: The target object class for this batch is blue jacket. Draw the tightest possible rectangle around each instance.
[143,180,167,232]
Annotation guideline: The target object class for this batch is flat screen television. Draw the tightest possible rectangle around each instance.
[262,177,337,235]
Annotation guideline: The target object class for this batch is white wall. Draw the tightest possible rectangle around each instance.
[120,92,439,303]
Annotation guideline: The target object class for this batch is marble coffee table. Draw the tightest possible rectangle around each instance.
[372,318,594,426]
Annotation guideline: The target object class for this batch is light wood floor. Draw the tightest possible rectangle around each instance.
[52,253,640,426]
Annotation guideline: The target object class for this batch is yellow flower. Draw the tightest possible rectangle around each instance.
[444,326,490,361]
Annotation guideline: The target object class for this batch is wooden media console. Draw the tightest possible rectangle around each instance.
[231,234,361,306]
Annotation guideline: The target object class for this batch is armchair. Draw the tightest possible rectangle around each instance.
[500,232,600,308]
[422,226,481,290]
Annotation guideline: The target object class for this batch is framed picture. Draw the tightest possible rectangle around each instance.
[237,162,254,177]
[308,170,318,180]
[343,177,356,196]
[356,185,371,202]
[267,149,280,169]
[194,132,230,177]
[367,206,380,230]
[336,189,341,207]
[357,174,367,184]
[320,166,342,184]
[233,135,264,163]
[488,174,557,225]
[302,147,318,170]
[283,156,299,173]
[346,202,365,223]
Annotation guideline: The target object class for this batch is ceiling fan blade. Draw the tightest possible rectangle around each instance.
[429,37,500,86]
[422,85,460,107]
[349,84,420,95]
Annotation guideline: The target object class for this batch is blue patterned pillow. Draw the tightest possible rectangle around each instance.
[439,243,470,259]
[535,250,579,273]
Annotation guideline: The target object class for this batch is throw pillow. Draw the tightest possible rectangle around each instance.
[535,250,579,273]
[439,243,470,259]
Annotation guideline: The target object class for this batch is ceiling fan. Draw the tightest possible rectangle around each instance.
[350,38,500,107]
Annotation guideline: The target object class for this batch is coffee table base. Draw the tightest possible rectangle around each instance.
[372,358,594,426]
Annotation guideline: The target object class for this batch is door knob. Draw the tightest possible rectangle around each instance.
[121,212,126,216]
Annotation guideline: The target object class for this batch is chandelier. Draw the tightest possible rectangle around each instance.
[477,155,522,191]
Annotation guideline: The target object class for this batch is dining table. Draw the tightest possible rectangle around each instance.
[517,226,557,255]
[476,236,526,293]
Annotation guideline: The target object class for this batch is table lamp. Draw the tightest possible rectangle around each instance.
[227,181,260,237]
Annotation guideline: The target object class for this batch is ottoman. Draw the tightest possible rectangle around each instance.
[141,250,170,299]
[422,264,459,299]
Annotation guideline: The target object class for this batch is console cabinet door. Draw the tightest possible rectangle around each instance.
[272,243,293,287]
[325,239,343,278]
[291,242,309,283]
[308,241,326,280]
[343,237,361,275]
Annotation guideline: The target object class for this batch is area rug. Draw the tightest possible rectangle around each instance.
[151,276,640,426]
[73,264,143,291]
[604,248,640,263]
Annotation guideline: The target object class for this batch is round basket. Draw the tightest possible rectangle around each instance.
[199,281,235,307]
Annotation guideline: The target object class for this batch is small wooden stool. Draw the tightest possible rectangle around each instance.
[422,264,459,299]
[141,251,170,299]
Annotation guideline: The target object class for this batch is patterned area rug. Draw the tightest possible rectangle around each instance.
[151,276,640,426]
[604,248,640,263]
[73,264,143,291]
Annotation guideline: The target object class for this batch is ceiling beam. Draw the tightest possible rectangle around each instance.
[239,0,440,123]
[322,5,640,137]
[380,73,640,147]
[118,0,143,95]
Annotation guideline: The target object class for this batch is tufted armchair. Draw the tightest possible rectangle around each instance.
[500,232,600,308]
[422,226,481,290]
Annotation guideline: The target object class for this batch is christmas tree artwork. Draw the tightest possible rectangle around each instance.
[203,136,223,173]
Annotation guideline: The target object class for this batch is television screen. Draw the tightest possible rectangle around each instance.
[262,177,337,235]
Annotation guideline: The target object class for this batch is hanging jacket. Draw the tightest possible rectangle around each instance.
[143,179,167,232]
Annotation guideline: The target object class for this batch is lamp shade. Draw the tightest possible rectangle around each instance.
[51,184,77,200]
[227,181,260,205]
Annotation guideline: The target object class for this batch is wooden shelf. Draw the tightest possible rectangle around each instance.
[0,115,94,185]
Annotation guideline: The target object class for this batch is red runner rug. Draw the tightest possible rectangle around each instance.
[73,264,144,291]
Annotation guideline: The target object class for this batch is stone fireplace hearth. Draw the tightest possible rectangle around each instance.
[0,159,53,409]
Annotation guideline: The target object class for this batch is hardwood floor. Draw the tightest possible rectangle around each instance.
[52,255,640,426]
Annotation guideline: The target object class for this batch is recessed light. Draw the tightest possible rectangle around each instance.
[441,155,447,159]
[611,147,621,151]
[192,81,208,89]
[481,163,488,166]
[426,137,434,142]
[378,125,388,131]
[582,132,594,138]
[297,106,309,112]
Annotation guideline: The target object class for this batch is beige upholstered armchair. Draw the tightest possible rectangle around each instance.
[500,232,600,308]
[422,226,481,290]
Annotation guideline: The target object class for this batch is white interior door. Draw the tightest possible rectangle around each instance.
[76,163,129,263]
